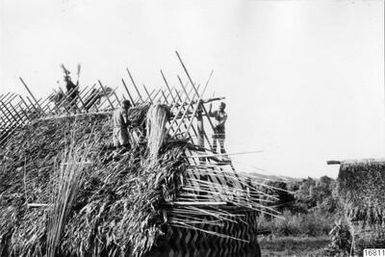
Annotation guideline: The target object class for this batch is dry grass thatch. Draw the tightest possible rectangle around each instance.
[337,159,385,253]
[0,105,273,257]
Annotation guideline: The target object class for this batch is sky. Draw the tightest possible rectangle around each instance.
[0,0,384,178]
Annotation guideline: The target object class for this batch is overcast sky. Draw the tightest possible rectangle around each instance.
[1,0,384,178]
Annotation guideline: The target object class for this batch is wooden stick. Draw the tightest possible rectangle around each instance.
[175,80,214,151]
[7,101,26,125]
[326,160,341,165]
[27,203,49,208]
[173,94,198,136]
[126,68,144,102]
[97,86,118,110]
[188,150,264,159]
[142,84,153,104]
[121,78,135,106]
[175,52,216,132]
[152,88,162,103]
[75,86,89,112]
[98,80,115,109]
[15,100,31,122]
[201,69,214,98]
[0,92,12,102]
[172,89,200,143]
[166,201,227,206]
[19,77,43,111]
[0,99,20,125]
[82,83,100,112]
[160,70,177,103]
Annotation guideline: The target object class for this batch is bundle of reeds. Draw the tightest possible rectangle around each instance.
[146,104,169,160]
[47,129,94,257]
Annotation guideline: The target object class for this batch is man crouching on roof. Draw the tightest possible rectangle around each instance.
[112,100,132,150]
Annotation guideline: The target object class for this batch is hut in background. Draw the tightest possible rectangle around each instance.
[337,159,385,255]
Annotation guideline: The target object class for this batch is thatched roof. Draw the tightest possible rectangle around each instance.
[338,158,385,222]
[0,106,272,257]
[337,158,385,252]
[0,107,188,257]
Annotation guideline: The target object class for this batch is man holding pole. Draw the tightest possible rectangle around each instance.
[209,102,228,154]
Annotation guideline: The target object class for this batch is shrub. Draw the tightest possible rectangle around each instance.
[258,210,335,237]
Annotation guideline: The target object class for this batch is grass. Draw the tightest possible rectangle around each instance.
[259,236,330,257]
[258,210,335,237]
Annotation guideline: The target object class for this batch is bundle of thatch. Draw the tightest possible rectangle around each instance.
[0,104,269,257]
[337,159,385,254]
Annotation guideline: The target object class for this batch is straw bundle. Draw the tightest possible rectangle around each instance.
[47,130,94,257]
[146,104,169,160]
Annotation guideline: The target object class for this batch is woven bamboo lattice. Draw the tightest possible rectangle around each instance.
[1,52,220,154]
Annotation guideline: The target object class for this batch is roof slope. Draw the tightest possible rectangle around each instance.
[0,109,187,257]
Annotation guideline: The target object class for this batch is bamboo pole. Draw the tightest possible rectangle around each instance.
[82,83,100,112]
[187,150,264,159]
[175,80,213,151]
[200,70,214,98]
[19,77,43,112]
[98,80,114,109]
[121,78,135,106]
[26,96,40,114]
[15,100,31,122]
[166,92,190,134]
[1,93,16,106]
[142,84,153,104]
[75,85,89,112]
[151,88,162,103]
[112,91,121,106]
[175,52,216,132]
[7,101,25,125]
[0,92,12,102]
[18,95,32,114]
[97,86,118,110]
[173,94,198,136]
[160,70,177,103]
[126,68,144,102]
[172,88,200,143]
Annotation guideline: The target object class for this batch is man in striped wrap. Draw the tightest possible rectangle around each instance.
[112,100,132,148]
[209,102,228,154]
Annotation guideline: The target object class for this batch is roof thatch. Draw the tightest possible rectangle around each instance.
[337,158,385,253]
[0,106,272,257]
[0,107,188,257]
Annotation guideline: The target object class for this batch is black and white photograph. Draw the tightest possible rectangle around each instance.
[0,0,384,256]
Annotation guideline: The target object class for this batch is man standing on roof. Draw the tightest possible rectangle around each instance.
[112,100,132,148]
[61,64,79,112]
[209,102,228,154]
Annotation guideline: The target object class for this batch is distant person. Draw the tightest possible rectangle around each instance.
[209,102,228,154]
[64,75,79,112]
[112,100,132,148]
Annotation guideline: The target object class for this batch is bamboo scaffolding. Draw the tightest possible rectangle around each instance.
[175,52,216,133]
[121,78,135,106]
[159,73,198,144]
[98,81,115,109]
[19,77,43,112]
[176,78,214,151]
[126,68,144,102]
